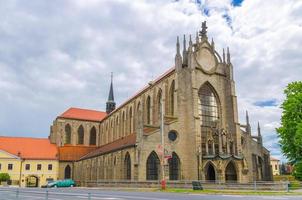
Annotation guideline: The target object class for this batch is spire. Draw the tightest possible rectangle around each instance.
[199,21,208,39]
[257,121,263,145]
[182,34,188,67]
[227,47,231,64]
[175,36,183,72]
[106,72,116,114]
[196,31,199,44]
[188,34,193,52]
[211,38,215,49]
[176,36,180,55]
[108,72,114,101]
[183,34,186,51]
[246,110,251,135]
[246,110,250,125]
[257,121,261,137]
[223,48,226,63]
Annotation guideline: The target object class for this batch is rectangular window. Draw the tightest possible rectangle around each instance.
[37,164,42,170]
[275,164,277,170]
[48,164,52,170]
[25,164,30,170]
[8,164,13,170]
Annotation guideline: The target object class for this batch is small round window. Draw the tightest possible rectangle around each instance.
[168,130,178,142]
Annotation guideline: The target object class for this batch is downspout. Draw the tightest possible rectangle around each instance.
[18,152,23,187]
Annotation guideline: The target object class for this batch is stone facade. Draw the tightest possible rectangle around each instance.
[50,22,272,183]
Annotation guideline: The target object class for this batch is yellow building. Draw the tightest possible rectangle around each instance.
[0,137,59,187]
[270,157,280,175]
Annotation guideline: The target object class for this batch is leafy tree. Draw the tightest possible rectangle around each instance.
[0,173,10,182]
[277,81,302,180]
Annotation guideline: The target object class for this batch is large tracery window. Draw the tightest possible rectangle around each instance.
[199,83,219,127]
[146,151,160,180]
[89,126,96,145]
[77,125,84,145]
[169,152,180,180]
[124,152,131,180]
[146,96,151,124]
[64,124,71,145]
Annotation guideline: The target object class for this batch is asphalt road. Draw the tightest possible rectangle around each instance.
[0,187,300,200]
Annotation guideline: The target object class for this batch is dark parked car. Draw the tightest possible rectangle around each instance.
[42,179,75,188]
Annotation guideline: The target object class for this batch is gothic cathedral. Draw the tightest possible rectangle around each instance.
[49,22,272,184]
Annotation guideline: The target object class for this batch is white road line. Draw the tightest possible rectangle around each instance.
[221,195,245,198]
[260,197,288,200]
[17,194,44,199]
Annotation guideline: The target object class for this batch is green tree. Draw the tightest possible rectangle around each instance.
[277,81,302,180]
[0,173,10,182]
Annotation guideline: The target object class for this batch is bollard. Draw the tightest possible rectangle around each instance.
[88,192,91,200]
[253,181,257,191]
[46,190,49,200]
[15,188,19,200]
[286,182,289,192]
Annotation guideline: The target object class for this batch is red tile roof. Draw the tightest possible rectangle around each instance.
[80,134,136,160]
[58,146,97,161]
[0,137,58,160]
[59,107,107,122]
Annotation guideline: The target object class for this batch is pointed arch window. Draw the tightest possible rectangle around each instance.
[115,116,119,139]
[77,125,84,145]
[146,151,160,180]
[89,126,96,145]
[169,152,180,180]
[146,96,151,124]
[64,124,71,145]
[129,107,133,133]
[122,111,126,137]
[157,89,162,124]
[169,81,175,115]
[111,120,114,141]
[124,153,131,180]
[199,83,219,127]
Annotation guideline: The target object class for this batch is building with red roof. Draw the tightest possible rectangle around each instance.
[0,136,59,187]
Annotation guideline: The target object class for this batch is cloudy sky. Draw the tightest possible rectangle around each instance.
[0,0,301,161]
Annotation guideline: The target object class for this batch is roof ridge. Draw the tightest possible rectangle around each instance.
[0,136,49,140]
[101,67,175,120]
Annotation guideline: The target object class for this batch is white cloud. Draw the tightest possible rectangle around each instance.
[0,0,301,161]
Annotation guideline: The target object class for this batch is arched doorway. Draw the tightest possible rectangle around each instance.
[205,163,216,181]
[225,161,237,182]
[26,175,39,187]
[169,152,180,180]
[146,151,160,180]
[64,165,71,179]
[124,153,131,180]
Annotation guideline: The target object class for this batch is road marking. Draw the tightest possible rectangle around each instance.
[260,197,288,200]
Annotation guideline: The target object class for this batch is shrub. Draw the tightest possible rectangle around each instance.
[0,173,10,182]
[293,161,302,181]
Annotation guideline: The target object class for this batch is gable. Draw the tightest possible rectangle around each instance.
[0,149,20,159]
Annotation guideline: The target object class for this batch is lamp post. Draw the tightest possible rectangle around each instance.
[160,95,166,190]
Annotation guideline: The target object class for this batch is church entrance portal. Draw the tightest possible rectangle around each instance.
[225,162,237,182]
[205,163,216,181]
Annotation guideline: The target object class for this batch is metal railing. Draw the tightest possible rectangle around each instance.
[81,179,292,191]
[0,188,95,200]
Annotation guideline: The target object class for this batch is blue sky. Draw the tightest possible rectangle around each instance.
[0,0,302,161]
